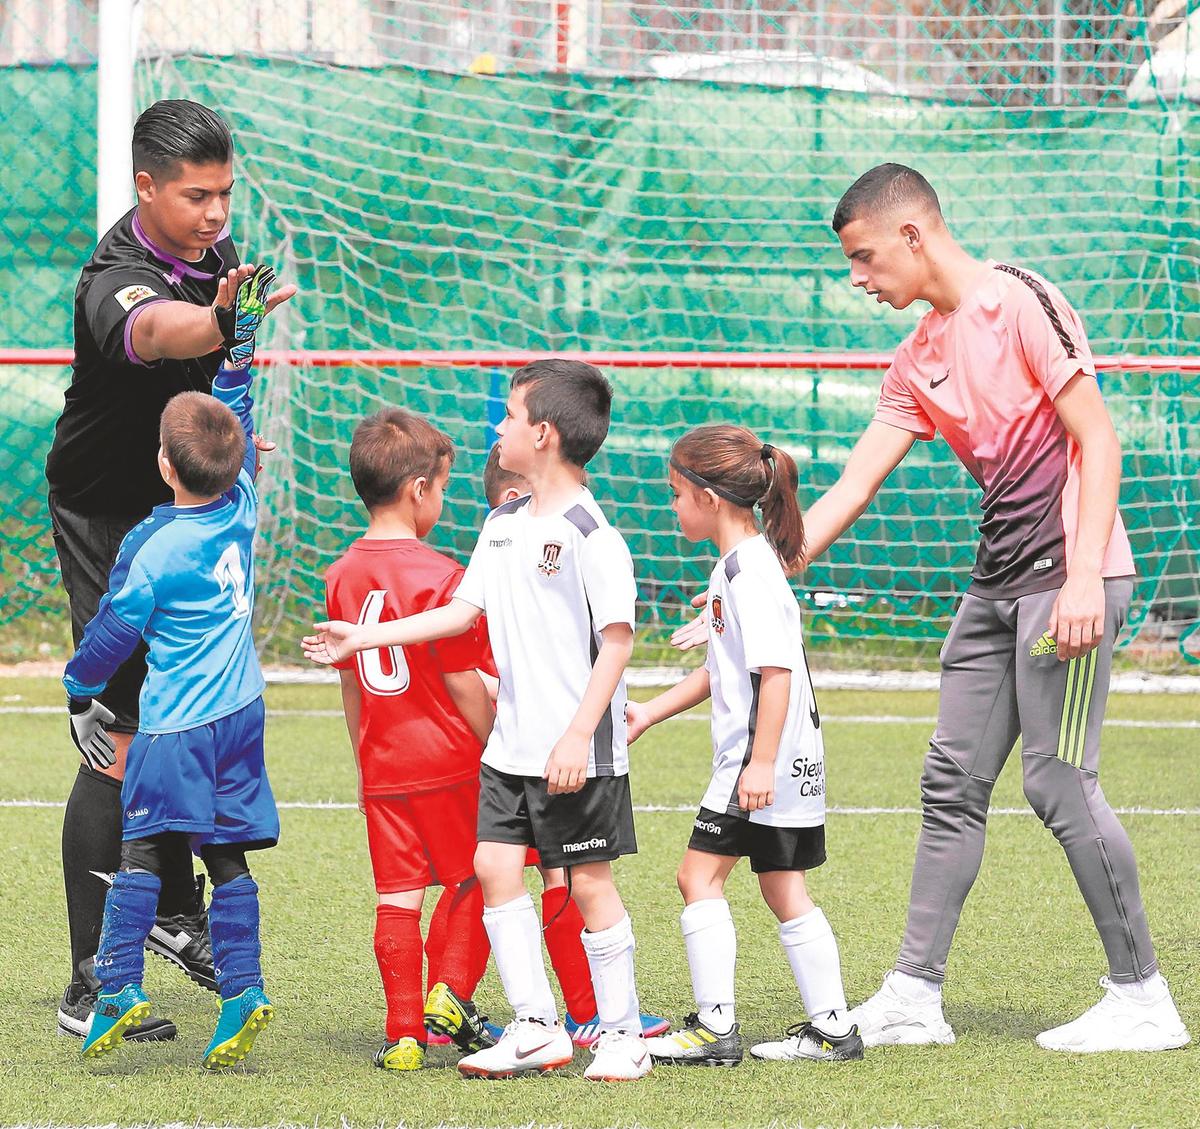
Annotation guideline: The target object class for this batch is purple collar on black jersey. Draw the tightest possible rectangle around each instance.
[132,211,225,285]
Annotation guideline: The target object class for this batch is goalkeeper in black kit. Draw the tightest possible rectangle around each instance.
[45,98,295,1041]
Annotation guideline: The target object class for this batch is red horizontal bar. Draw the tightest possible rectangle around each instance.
[5,348,1200,372]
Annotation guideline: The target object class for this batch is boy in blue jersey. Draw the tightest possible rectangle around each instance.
[63,266,279,1069]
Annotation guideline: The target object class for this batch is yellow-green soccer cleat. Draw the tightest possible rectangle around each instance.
[81,983,152,1059]
[202,987,274,1070]
[373,1036,426,1071]
[423,981,498,1053]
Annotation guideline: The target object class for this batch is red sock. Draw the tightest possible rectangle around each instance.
[542,886,597,1022]
[436,880,490,999]
[375,904,425,1043]
[424,890,451,1000]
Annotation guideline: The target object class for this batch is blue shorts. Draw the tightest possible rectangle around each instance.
[121,696,279,850]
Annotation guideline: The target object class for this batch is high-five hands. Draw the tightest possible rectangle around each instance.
[212,263,297,369]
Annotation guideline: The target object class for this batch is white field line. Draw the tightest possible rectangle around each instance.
[0,705,1195,730]
[2,799,1198,816]
[4,663,1196,693]
[256,666,1200,694]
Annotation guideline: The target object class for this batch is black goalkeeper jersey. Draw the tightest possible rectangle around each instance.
[45,208,239,518]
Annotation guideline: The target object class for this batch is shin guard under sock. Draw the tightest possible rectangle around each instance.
[95,868,160,994]
[437,882,490,1000]
[208,875,264,1000]
[375,905,425,1043]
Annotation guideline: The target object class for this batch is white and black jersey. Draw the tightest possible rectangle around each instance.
[456,487,636,779]
[702,534,825,828]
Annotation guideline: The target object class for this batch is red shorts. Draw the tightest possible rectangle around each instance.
[364,778,479,894]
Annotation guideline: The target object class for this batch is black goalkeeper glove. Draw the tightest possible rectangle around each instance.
[214,263,276,369]
[68,696,117,771]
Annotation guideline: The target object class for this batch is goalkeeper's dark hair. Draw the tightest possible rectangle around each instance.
[159,393,245,497]
[510,359,612,468]
[133,100,233,180]
[483,442,528,509]
[831,163,942,233]
[350,408,454,511]
[671,425,806,574]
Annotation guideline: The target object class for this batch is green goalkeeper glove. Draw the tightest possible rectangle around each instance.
[215,263,276,369]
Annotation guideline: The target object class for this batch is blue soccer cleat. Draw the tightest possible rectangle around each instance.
[202,987,274,1070]
[565,1010,671,1047]
[81,983,152,1059]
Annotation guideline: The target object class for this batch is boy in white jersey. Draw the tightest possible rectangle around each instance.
[304,359,651,1082]
[627,425,862,1066]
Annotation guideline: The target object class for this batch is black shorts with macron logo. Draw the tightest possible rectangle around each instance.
[477,763,637,869]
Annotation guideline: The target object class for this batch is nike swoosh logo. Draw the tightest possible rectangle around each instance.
[930,370,950,388]
[514,1038,556,1059]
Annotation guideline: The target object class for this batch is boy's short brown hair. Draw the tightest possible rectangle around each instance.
[350,408,454,511]
[483,442,527,509]
[510,358,612,468]
[159,392,245,497]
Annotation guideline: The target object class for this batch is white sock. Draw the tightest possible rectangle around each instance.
[681,898,736,1034]
[482,894,558,1024]
[580,913,641,1035]
[779,907,851,1036]
[892,969,943,1002]
[1117,972,1165,1002]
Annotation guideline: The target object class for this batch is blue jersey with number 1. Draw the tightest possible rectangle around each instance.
[63,368,266,734]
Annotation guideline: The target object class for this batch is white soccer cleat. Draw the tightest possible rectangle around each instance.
[583,1030,653,1081]
[457,1017,573,1078]
[846,971,956,1047]
[1036,976,1191,1054]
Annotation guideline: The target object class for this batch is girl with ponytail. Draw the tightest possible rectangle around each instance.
[628,425,862,1067]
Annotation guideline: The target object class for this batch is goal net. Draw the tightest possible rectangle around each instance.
[5,1,1199,669]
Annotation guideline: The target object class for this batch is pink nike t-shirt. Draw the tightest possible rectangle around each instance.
[873,260,1134,599]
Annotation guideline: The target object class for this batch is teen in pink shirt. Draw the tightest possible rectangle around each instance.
[813,165,1185,1055]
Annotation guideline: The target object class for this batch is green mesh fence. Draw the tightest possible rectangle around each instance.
[4,1,1200,668]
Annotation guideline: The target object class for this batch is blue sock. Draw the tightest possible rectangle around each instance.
[95,868,160,994]
[209,875,264,1000]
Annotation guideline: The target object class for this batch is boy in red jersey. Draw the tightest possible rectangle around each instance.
[482,446,668,1048]
[324,409,496,1071]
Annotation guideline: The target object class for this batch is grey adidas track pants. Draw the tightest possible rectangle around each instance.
[896,577,1158,984]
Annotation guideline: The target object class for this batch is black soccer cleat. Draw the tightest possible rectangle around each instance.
[646,1013,743,1067]
[57,958,177,1042]
[145,874,217,993]
[423,982,499,1054]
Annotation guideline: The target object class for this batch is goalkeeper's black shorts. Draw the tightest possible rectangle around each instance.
[48,493,148,734]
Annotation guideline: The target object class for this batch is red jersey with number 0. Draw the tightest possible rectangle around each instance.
[324,538,488,795]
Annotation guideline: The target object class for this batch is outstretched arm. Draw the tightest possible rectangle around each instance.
[626,666,711,743]
[303,599,483,665]
[131,264,296,363]
[800,420,916,565]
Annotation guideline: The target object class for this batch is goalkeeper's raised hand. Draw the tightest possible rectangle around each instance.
[67,697,117,771]
[212,263,297,369]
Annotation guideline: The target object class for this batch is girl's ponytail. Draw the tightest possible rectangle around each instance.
[757,443,805,573]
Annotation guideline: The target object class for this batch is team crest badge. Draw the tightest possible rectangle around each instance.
[538,541,564,576]
[711,595,725,635]
[114,284,156,311]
